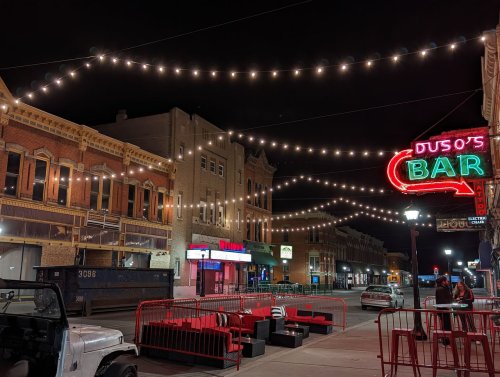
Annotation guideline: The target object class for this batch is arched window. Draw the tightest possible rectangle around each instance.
[246,218,251,240]
[247,179,252,204]
[264,186,268,209]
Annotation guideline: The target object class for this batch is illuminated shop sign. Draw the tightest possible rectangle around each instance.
[219,240,245,252]
[211,249,252,262]
[387,128,491,197]
[186,249,209,259]
[280,245,293,259]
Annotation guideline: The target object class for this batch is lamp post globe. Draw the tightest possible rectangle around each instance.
[404,206,427,340]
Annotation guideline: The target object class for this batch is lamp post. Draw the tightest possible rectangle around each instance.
[200,250,207,297]
[457,261,463,281]
[343,266,347,289]
[404,207,427,340]
[444,249,452,276]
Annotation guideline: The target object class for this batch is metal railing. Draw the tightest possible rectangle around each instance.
[376,307,500,376]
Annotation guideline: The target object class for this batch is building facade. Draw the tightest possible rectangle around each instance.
[243,149,277,288]
[386,252,411,287]
[272,212,387,287]
[96,108,245,296]
[482,24,500,297]
[0,77,175,282]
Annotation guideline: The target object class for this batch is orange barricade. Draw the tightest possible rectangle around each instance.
[377,307,500,377]
[135,301,242,370]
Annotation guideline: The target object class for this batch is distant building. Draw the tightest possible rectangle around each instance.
[95,108,245,296]
[386,252,411,287]
[272,212,387,287]
[0,77,174,281]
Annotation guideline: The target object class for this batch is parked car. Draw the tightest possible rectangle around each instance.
[360,284,404,310]
[0,279,138,377]
[388,282,399,288]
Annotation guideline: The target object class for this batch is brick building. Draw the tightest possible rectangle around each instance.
[0,77,174,281]
[386,252,411,287]
[243,149,277,287]
[272,212,387,287]
[95,108,245,296]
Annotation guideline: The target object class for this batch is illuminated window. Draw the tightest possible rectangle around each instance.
[4,152,21,196]
[309,256,320,272]
[90,175,112,211]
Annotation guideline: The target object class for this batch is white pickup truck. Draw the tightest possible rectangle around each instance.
[0,279,138,377]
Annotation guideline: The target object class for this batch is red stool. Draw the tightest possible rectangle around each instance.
[390,328,420,377]
[463,332,494,377]
[431,330,461,377]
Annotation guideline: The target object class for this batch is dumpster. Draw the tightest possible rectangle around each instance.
[35,266,174,315]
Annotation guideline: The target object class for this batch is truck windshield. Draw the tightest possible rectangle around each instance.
[0,287,62,319]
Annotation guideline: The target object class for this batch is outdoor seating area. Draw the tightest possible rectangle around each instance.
[377,305,500,377]
[135,293,346,369]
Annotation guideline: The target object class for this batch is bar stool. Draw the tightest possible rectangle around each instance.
[463,332,494,377]
[390,328,420,377]
[431,330,461,377]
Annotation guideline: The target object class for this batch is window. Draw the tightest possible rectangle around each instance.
[101,178,111,211]
[210,205,215,224]
[4,152,21,196]
[247,179,252,204]
[264,186,268,209]
[254,183,259,206]
[201,155,207,170]
[143,189,151,219]
[255,221,261,242]
[178,144,185,160]
[57,166,71,205]
[283,228,289,242]
[33,159,48,201]
[309,256,320,272]
[176,194,182,218]
[264,221,268,242]
[218,205,224,226]
[157,192,164,222]
[218,162,224,177]
[308,228,320,243]
[90,175,111,211]
[209,159,216,174]
[174,258,181,278]
[127,185,136,217]
[238,170,242,184]
[237,209,241,231]
[199,201,206,222]
[246,219,251,240]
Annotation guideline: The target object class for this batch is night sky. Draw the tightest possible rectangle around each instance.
[2,0,499,273]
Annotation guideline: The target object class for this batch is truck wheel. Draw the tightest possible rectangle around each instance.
[102,363,137,377]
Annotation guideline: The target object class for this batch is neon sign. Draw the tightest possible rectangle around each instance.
[387,128,491,197]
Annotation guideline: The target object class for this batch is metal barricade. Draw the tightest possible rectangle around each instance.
[377,307,499,377]
[274,294,347,330]
[199,295,242,312]
[241,293,274,312]
[135,301,243,370]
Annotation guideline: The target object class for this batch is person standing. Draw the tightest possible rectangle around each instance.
[435,276,453,345]
[453,281,476,332]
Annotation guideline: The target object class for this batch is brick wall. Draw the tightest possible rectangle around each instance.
[41,245,75,266]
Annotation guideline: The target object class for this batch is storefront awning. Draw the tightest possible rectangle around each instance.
[251,251,278,266]
[244,241,274,253]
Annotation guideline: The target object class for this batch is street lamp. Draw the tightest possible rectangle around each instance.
[444,249,452,275]
[404,206,427,340]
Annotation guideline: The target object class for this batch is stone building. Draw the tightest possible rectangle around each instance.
[243,149,277,288]
[0,77,174,281]
[272,212,387,287]
[482,24,500,296]
[95,108,245,296]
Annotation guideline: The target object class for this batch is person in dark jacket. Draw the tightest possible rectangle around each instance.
[435,276,452,345]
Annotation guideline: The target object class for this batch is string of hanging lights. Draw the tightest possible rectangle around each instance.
[5,34,487,105]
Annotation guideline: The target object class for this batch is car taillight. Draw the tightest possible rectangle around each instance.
[382,295,392,301]
[361,292,369,298]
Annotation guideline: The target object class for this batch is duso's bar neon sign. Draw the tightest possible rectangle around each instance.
[387,127,491,197]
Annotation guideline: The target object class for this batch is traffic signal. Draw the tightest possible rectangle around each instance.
[433,266,439,274]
